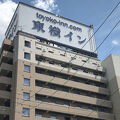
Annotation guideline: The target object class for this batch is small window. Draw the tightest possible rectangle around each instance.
[25,41,31,48]
[24,52,30,60]
[36,47,41,50]
[82,60,86,62]
[24,78,30,86]
[23,92,30,100]
[92,63,97,65]
[49,61,55,65]
[22,108,30,116]
[71,57,76,60]
[48,51,54,53]
[60,54,65,56]
[24,65,30,72]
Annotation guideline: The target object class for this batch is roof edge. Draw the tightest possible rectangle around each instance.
[19,2,91,28]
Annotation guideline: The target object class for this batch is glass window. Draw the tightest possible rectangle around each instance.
[24,78,30,86]
[24,65,30,72]
[35,109,43,118]
[65,117,71,120]
[50,101,56,104]
[63,104,69,107]
[22,108,30,116]
[35,114,42,118]
[36,99,42,102]
[50,116,57,119]
[25,41,31,48]
[24,52,30,60]
[23,92,30,100]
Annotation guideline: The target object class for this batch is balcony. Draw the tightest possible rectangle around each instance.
[22,100,114,120]
[35,102,114,120]
[0,106,10,115]
[3,39,13,46]
[35,64,106,84]
[0,50,13,59]
[0,90,10,99]
[0,63,13,72]
[0,98,10,107]
[0,51,13,67]
[0,63,13,79]
[32,87,112,108]
[35,73,109,96]
[0,69,12,78]
[23,117,51,120]
[0,63,12,78]
[36,102,114,120]
[35,43,104,73]
[0,114,9,120]
[0,39,13,54]
[35,93,112,113]
[0,77,11,85]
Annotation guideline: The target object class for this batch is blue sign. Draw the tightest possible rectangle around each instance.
[78,37,86,44]
[32,20,86,45]
[32,20,45,32]
[36,13,82,32]
[49,25,61,38]
[64,32,73,41]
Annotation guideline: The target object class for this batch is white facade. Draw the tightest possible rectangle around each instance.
[5,3,97,53]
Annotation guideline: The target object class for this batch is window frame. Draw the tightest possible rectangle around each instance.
[25,41,31,48]
[22,108,30,117]
[24,52,31,60]
[24,65,30,73]
[23,92,30,101]
[50,116,57,120]
[24,78,30,86]
[35,113,42,118]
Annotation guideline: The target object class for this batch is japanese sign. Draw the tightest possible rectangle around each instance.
[5,3,97,53]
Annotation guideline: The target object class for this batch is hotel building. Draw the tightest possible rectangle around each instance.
[0,2,119,120]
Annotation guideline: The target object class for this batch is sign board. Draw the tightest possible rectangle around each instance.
[5,3,97,53]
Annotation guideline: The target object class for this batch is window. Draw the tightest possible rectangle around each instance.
[49,99,56,104]
[50,116,57,119]
[23,92,30,100]
[25,41,31,48]
[24,52,30,60]
[60,53,65,56]
[65,117,71,120]
[88,108,93,111]
[35,113,42,118]
[63,104,69,107]
[24,65,30,72]
[35,109,43,118]
[22,108,30,116]
[24,78,30,86]
[35,94,43,102]
[50,101,56,104]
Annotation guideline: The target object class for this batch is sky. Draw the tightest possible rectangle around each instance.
[0,0,120,61]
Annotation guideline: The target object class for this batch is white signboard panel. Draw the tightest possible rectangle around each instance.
[5,3,97,53]
[5,8,19,40]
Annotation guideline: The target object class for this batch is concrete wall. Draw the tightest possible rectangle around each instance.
[0,36,115,120]
[12,33,114,120]
[102,54,120,120]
